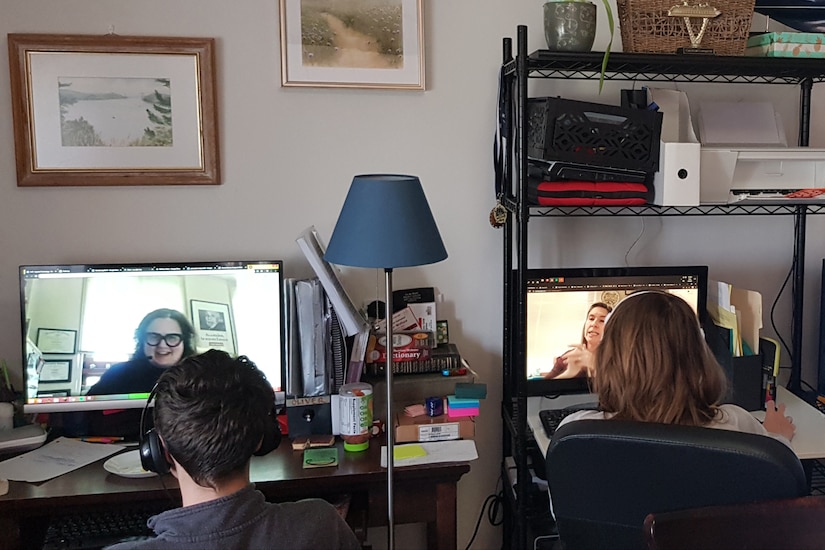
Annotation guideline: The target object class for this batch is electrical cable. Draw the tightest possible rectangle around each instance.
[624,217,646,266]
[464,483,504,550]
[769,260,793,363]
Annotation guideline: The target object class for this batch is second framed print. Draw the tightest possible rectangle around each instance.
[7,34,220,186]
[190,300,236,355]
[279,0,424,89]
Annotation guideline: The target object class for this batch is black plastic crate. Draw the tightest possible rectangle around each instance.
[527,97,663,173]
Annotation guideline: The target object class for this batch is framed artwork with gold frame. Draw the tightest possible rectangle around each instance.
[7,34,220,187]
[279,0,425,90]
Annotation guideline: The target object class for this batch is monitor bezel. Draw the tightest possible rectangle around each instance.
[516,265,709,397]
[19,259,287,414]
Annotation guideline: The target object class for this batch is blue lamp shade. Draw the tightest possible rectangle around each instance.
[325,174,448,269]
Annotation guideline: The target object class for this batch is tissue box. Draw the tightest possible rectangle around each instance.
[745,32,825,58]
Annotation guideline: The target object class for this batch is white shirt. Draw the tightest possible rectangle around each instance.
[557,403,793,450]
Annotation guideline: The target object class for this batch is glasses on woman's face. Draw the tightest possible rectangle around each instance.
[145,332,183,347]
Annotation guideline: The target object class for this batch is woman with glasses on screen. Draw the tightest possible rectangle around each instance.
[81,309,195,437]
[87,308,196,397]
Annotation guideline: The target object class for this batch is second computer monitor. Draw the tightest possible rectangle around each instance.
[524,265,708,396]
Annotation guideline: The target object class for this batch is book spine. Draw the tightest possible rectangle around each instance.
[367,349,461,375]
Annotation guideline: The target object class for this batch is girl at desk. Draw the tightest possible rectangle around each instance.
[556,290,796,446]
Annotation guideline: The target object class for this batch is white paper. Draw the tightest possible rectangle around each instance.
[380,439,478,467]
[0,437,124,482]
[296,226,369,337]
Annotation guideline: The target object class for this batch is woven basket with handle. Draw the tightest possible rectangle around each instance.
[617,0,756,55]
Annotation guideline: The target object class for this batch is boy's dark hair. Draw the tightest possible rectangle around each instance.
[153,349,274,489]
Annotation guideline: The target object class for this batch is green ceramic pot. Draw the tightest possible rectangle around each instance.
[543,1,597,52]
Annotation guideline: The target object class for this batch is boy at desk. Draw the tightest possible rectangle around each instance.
[108,349,359,550]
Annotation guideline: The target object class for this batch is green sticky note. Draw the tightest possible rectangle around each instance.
[303,447,339,468]
[394,444,427,461]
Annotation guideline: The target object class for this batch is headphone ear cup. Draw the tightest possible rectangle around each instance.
[253,408,282,456]
[140,429,171,475]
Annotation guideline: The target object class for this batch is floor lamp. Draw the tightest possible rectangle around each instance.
[325,174,448,550]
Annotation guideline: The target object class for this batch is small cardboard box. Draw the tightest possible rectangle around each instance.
[395,413,474,443]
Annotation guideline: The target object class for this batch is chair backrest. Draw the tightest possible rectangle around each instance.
[644,495,825,550]
[546,419,808,550]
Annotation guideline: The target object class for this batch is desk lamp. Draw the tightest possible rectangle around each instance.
[325,174,447,549]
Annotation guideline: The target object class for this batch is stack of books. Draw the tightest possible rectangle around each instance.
[365,341,463,376]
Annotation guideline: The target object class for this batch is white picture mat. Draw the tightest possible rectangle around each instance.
[27,51,204,170]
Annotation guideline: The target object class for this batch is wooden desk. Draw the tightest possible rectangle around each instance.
[527,386,825,459]
[0,439,470,550]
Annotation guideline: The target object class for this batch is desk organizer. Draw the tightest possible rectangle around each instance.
[527,97,663,173]
[617,0,755,55]
[745,32,825,58]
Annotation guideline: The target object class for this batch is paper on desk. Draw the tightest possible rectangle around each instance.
[380,439,478,468]
[0,437,124,482]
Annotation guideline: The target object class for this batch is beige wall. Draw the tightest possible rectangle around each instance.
[3,2,825,548]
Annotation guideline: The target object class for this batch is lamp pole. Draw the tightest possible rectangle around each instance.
[384,267,395,550]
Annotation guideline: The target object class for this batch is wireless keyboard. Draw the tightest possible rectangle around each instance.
[42,502,173,549]
[539,403,599,438]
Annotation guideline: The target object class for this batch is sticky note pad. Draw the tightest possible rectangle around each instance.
[303,447,339,469]
[447,395,480,408]
[394,444,427,461]
[455,383,487,400]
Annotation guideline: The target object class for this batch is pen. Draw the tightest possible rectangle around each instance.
[81,437,124,444]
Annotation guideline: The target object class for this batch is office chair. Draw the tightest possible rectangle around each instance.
[644,495,825,550]
[545,419,808,550]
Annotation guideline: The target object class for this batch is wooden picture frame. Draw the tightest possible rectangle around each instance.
[190,299,236,355]
[35,328,77,354]
[279,0,425,90]
[7,34,220,186]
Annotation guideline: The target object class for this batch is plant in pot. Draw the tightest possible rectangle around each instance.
[543,0,614,91]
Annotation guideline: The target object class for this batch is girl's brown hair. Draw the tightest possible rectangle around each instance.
[593,290,727,426]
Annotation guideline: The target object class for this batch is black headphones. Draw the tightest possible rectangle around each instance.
[139,383,282,475]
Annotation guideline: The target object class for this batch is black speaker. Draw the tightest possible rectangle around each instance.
[139,385,281,475]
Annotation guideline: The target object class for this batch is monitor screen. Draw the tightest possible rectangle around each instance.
[20,260,285,414]
[523,265,708,396]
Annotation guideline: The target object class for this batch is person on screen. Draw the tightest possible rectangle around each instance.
[555,290,795,446]
[541,302,612,380]
[106,350,360,550]
[87,308,196,397]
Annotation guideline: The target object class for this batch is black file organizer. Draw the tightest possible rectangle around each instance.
[705,323,768,412]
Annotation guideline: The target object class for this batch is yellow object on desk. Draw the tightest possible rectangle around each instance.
[394,444,427,461]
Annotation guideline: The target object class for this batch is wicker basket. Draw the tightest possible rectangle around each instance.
[617,0,756,55]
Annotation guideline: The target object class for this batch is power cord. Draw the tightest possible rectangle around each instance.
[464,484,504,550]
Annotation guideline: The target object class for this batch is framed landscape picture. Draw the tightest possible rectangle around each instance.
[7,34,220,186]
[279,0,425,89]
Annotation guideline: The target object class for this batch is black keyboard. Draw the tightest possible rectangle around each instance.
[539,404,599,438]
[42,503,173,549]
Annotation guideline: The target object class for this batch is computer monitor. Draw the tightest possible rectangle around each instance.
[523,265,708,397]
[20,260,285,413]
